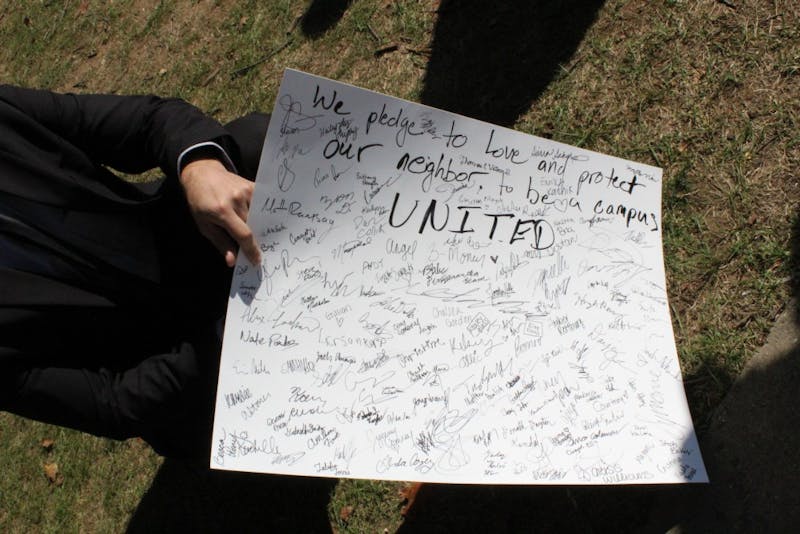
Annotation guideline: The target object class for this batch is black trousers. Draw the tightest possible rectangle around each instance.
[0,113,269,459]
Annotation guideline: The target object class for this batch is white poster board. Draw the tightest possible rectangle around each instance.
[211,69,707,484]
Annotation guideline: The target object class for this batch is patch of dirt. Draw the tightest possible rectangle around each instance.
[62,0,232,94]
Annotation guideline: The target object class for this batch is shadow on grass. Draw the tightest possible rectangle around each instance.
[126,461,335,533]
[640,215,800,532]
[646,332,800,531]
[397,483,669,533]
[420,0,606,126]
[299,0,605,126]
[300,0,354,39]
[790,214,800,325]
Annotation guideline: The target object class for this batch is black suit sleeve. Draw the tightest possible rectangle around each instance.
[0,84,235,179]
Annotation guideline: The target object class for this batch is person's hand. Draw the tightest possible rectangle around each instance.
[179,158,261,267]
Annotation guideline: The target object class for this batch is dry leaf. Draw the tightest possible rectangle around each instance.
[41,438,55,451]
[339,505,354,522]
[398,482,423,516]
[43,462,63,486]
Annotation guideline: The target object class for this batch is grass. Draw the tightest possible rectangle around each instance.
[1,0,799,531]
[0,415,160,533]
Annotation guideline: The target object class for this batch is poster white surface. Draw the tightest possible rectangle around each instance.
[211,69,707,484]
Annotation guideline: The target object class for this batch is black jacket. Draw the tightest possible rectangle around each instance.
[0,85,264,453]
[0,84,238,305]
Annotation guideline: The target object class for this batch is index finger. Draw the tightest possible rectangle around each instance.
[221,212,261,265]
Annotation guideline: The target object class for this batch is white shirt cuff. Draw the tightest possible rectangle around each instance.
[177,141,237,176]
